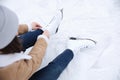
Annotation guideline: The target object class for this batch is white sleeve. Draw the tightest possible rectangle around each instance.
[37,35,49,44]
[27,23,32,31]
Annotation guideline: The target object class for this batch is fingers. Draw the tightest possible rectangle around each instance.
[42,30,50,38]
[31,22,42,30]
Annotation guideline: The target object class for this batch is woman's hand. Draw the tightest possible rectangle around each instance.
[31,22,42,30]
[42,30,50,39]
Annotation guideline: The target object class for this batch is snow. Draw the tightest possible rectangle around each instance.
[1,0,120,80]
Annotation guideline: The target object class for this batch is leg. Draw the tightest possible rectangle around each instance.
[29,49,74,80]
[29,37,96,80]
[18,9,63,50]
[18,29,43,50]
